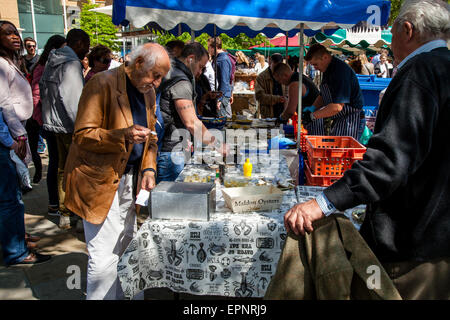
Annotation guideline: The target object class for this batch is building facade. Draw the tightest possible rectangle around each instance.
[0,0,112,50]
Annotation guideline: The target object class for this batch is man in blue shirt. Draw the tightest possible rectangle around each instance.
[302,44,365,140]
[208,37,234,118]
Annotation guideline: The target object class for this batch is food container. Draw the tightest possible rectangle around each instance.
[222,185,283,213]
[149,182,216,221]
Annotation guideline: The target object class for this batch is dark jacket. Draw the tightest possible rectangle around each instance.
[213,52,233,99]
[265,215,402,300]
[324,47,450,263]
[158,58,195,152]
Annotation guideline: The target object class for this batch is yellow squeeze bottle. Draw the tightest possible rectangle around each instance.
[243,158,252,177]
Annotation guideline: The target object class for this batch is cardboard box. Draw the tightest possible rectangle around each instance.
[222,186,283,213]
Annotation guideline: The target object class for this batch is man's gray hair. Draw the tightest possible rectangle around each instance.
[395,0,450,43]
[128,43,167,71]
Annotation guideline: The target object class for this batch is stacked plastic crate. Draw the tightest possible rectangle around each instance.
[304,136,367,187]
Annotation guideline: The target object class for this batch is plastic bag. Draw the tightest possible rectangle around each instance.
[268,135,296,150]
[359,126,373,145]
[10,150,32,190]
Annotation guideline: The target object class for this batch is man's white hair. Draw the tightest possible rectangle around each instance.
[395,0,450,43]
[128,43,167,71]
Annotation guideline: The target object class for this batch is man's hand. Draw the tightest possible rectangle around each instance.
[284,199,325,236]
[124,124,150,144]
[141,170,156,191]
[216,101,221,111]
[230,95,234,105]
[279,96,287,104]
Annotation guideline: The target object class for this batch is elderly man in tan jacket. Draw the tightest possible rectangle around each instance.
[64,43,170,300]
[255,53,287,118]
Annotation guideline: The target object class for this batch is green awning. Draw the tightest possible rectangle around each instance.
[313,27,391,48]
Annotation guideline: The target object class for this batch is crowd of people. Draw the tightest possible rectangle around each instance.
[0,0,448,300]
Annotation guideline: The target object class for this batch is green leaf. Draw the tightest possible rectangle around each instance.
[80,1,120,52]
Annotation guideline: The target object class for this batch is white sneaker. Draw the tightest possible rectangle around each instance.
[58,214,71,230]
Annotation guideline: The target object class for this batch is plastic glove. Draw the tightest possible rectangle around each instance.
[302,106,316,113]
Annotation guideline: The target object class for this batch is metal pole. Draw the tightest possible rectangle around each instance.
[122,26,126,58]
[190,29,195,43]
[214,24,217,91]
[285,31,288,62]
[30,0,38,48]
[297,23,305,149]
[62,0,68,35]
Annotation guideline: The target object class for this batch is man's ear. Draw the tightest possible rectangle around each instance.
[187,54,195,64]
[403,21,415,42]
[134,56,144,68]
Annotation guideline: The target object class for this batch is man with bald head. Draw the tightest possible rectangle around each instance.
[64,43,171,299]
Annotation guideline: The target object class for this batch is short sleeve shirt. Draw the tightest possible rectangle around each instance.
[169,80,195,101]
[322,56,364,109]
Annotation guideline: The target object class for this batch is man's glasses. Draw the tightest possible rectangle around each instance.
[26,45,36,49]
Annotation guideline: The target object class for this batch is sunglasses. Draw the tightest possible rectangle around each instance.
[26,45,36,48]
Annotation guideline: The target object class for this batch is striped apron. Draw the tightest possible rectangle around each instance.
[318,83,365,140]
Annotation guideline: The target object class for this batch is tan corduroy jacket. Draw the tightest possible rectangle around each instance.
[254,67,287,118]
[264,215,402,300]
[64,65,158,225]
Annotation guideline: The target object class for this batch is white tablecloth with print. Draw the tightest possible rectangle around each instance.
[117,157,365,299]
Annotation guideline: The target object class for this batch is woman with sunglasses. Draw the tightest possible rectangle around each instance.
[0,20,51,265]
[85,44,112,83]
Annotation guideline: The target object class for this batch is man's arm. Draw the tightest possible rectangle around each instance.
[72,76,130,153]
[313,102,345,119]
[217,59,230,100]
[254,75,284,106]
[280,82,311,120]
[174,99,216,145]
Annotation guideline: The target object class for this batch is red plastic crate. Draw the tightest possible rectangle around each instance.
[300,134,308,153]
[304,161,342,187]
[305,136,366,176]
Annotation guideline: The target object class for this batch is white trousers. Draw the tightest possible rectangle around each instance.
[83,173,137,300]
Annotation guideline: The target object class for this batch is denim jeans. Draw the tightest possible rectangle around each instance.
[156,152,185,184]
[0,145,29,265]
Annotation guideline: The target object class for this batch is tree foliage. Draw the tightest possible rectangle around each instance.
[154,31,271,50]
[80,1,120,51]
[388,0,404,25]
